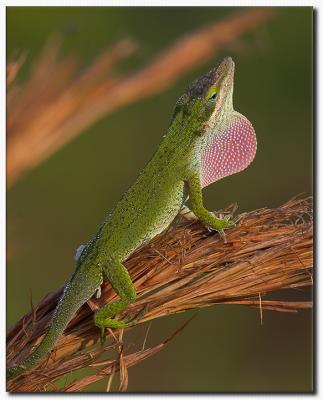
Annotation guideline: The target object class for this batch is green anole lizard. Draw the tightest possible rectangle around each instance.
[7,57,256,378]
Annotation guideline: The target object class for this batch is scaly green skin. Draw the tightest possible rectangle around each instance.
[7,57,239,378]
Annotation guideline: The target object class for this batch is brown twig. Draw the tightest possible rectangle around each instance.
[7,8,275,186]
[7,197,313,392]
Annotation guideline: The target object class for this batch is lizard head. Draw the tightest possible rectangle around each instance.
[173,57,257,187]
[174,56,234,135]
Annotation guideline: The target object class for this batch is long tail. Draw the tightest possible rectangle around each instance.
[7,265,102,378]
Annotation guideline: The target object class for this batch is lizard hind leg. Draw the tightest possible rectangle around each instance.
[94,256,136,333]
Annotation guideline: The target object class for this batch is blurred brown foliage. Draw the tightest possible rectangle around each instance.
[7,8,275,186]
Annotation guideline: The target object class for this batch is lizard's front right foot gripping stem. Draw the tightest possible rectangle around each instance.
[185,173,235,235]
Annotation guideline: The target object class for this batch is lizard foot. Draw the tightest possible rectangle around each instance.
[206,214,235,243]
[96,305,149,344]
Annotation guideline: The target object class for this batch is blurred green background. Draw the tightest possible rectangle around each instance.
[7,7,312,392]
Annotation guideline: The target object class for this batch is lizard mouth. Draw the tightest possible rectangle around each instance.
[214,57,235,103]
[217,57,234,81]
[206,57,235,127]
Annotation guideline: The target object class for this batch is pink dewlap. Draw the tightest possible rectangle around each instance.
[201,114,257,188]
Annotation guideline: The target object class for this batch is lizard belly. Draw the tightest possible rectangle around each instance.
[128,181,185,253]
[142,188,184,241]
[104,180,186,261]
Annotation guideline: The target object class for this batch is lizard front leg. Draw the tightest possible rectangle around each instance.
[185,172,235,231]
[94,256,136,334]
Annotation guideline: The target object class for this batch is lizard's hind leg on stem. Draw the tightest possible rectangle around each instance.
[94,256,136,340]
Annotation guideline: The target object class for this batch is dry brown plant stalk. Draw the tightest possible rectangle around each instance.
[7,197,312,392]
[7,8,275,186]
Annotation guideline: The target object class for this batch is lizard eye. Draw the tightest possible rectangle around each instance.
[206,86,217,102]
